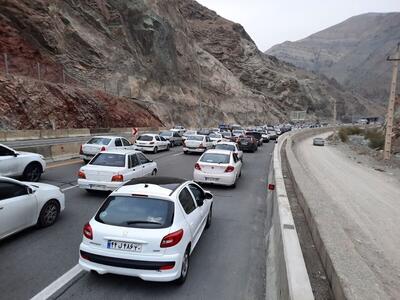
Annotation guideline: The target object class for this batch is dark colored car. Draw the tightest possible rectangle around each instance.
[245,131,263,146]
[237,136,258,153]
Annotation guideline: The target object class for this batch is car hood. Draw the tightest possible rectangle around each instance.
[16,151,43,159]
[23,182,60,192]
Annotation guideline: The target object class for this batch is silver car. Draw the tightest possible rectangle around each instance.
[313,137,325,146]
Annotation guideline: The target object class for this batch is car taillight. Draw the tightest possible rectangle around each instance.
[111,174,124,182]
[100,146,106,151]
[83,223,93,240]
[160,229,184,248]
[79,145,83,155]
[150,141,155,145]
[199,143,204,148]
[195,163,202,170]
[78,170,86,179]
[159,263,176,271]
[225,166,235,173]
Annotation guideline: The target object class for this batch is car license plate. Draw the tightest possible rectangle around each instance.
[205,177,219,181]
[90,184,105,189]
[107,240,142,252]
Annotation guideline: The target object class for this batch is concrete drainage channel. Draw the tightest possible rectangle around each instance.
[266,133,314,300]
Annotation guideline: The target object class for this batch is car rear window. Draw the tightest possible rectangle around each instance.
[187,136,204,141]
[137,135,153,141]
[222,132,232,137]
[160,132,172,137]
[90,153,126,167]
[87,138,111,145]
[246,132,261,139]
[209,133,221,138]
[215,144,235,151]
[95,196,174,229]
[200,153,230,164]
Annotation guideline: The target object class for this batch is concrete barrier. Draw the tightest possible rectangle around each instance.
[285,128,388,299]
[266,133,314,300]
[50,142,81,162]
[3,130,41,141]
[0,128,90,141]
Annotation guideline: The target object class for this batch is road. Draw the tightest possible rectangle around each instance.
[295,132,400,298]
[0,143,274,300]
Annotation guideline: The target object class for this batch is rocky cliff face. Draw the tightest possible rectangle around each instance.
[266,13,400,105]
[0,0,381,129]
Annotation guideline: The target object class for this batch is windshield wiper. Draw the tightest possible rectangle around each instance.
[126,220,162,225]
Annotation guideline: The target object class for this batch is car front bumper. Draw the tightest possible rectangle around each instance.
[79,243,182,282]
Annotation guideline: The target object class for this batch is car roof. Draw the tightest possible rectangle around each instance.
[117,177,187,197]
[203,149,232,155]
[88,136,123,139]
[216,141,236,145]
[97,149,141,155]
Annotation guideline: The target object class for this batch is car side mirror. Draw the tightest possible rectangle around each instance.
[27,187,34,194]
[204,191,213,200]
[13,151,19,157]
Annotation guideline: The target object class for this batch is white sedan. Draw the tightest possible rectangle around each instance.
[134,134,170,154]
[78,150,158,192]
[79,177,213,284]
[214,141,243,161]
[80,136,134,163]
[183,135,213,154]
[193,149,242,187]
[208,133,223,145]
[0,177,65,240]
[0,143,46,182]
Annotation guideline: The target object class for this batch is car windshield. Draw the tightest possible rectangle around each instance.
[87,137,111,145]
[160,132,172,137]
[95,196,174,229]
[209,133,221,138]
[137,135,153,141]
[222,132,232,137]
[215,144,235,151]
[90,153,126,167]
[200,153,230,164]
[187,136,204,141]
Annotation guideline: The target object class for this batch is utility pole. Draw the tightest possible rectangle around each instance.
[384,43,400,160]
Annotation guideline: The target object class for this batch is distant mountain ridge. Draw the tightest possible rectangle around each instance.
[266,12,400,105]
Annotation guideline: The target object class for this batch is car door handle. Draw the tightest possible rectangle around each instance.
[0,207,3,210]
[142,166,145,168]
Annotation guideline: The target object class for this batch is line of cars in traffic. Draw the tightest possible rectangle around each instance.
[0,123,290,285]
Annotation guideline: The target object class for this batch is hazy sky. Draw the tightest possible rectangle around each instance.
[197,0,400,51]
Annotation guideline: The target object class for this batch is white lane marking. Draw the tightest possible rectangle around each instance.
[61,184,78,192]
[172,152,183,156]
[31,264,83,300]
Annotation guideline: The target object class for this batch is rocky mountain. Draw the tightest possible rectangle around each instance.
[266,12,400,105]
[0,0,381,130]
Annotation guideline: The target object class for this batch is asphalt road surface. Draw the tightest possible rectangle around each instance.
[295,132,400,298]
[0,143,274,300]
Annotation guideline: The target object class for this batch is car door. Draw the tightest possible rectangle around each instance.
[205,136,213,149]
[159,136,168,148]
[232,153,242,176]
[235,145,243,160]
[178,187,203,247]
[0,145,18,176]
[126,154,143,179]
[137,152,153,176]
[188,184,209,231]
[114,138,123,150]
[0,181,37,238]
[122,138,133,150]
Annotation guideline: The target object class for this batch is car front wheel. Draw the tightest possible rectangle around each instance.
[38,200,60,227]
[23,162,42,182]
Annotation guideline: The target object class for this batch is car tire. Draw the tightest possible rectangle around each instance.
[176,247,190,285]
[23,162,43,182]
[205,205,212,229]
[166,144,170,151]
[151,169,157,176]
[37,200,60,227]
[184,151,188,154]
[153,147,158,154]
